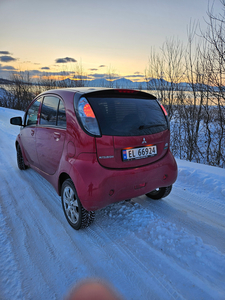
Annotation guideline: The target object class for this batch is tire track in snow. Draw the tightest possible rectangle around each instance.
[0,200,24,300]
[173,187,225,225]
[0,129,89,299]
[134,188,225,253]
[85,220,183,300]
[96,201,225,299]
[0,167,101,299]
[0,124,110,298]
[0,174,60,299]
[84,225,156,299]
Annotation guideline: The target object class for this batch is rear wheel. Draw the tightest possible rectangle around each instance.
[16,144,27,170]
[61,179,95,230]
[145,185,172,200]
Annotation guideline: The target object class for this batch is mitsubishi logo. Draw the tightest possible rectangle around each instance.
[142,138,147,144]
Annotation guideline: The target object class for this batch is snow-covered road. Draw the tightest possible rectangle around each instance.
[0,107,225,300]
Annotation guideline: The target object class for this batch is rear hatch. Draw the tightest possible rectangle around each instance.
[84,90,170,169]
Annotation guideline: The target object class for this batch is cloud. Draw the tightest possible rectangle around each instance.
[88,73,106,79]
[72,74,88,80]
[89,68,98,71]
[125,74,145,79]
[99,65,106,68]
[89,73,120,80]
[1,65,16,70]
[26,70,42,77]
[55,57,77,63]
[34,69,73,76]
[0,55,16,62]
[0,65,78,80]
[0,64,16,79]
[0,51,11,55]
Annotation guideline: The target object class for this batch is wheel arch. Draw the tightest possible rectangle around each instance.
[58,172,71,196]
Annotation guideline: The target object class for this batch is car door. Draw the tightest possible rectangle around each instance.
[36,95,66,175]
[20,97,42,167]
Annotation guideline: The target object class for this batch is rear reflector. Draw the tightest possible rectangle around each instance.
[134,182,146,190]
[109,189,114,196]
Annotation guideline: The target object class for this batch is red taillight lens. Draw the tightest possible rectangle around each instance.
[83,103,95,118]
[160,104,168,116]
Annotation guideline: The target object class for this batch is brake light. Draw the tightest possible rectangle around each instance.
[160,104,168,116]
[116,89,136,94]
[84,103,95,118]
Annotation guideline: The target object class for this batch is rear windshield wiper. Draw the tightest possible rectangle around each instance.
[138,124,166,130]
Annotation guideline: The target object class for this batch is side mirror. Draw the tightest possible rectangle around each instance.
[10,116,23,126]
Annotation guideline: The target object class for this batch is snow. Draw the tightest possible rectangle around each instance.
[0,106,225,300]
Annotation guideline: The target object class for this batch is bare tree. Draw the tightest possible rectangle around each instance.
[6,71,35,110]
[201,0,225,166]
[72,61,88,87]
[146,39,186,120]
[106,66,117,88]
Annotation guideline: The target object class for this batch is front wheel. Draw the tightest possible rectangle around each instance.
[16,144,27,170]
[61,179,95,230]
[145,185,172,200]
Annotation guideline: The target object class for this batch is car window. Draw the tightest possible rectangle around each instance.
[57,100,66,128]
[87,97,168,136]
[40,96,67,128]
[26,98,42,126]
[40,96,59,126]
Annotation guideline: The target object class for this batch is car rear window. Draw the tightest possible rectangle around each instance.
[87,97,168,136]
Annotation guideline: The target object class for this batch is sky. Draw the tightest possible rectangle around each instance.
[0,0,222,82]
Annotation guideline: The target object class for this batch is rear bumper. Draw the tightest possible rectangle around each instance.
[70,149,177,211]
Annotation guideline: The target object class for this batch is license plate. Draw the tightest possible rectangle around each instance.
[122,145,157,161]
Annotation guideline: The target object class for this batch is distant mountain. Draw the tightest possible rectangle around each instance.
[0,78,14,84]
[0,77,216,92]
[113,77,134,87]
[88,78,109,87]
[148,78,168,86]
[89,77,148,89]
[0,87,6,97]
[57,77,211,91]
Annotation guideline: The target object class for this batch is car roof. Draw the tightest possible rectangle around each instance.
[39,87,156,100]
[41,87,111,94]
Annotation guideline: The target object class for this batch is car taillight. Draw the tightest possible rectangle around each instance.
[160,104,168,116]
[83,103,95,118]
[78,97,100,136]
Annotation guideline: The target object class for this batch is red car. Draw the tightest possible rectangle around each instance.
[10,88,177,230]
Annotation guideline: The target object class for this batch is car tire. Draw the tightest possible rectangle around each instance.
[61,179,95,230]
[145,185,172,200]
[16,144,27,170]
